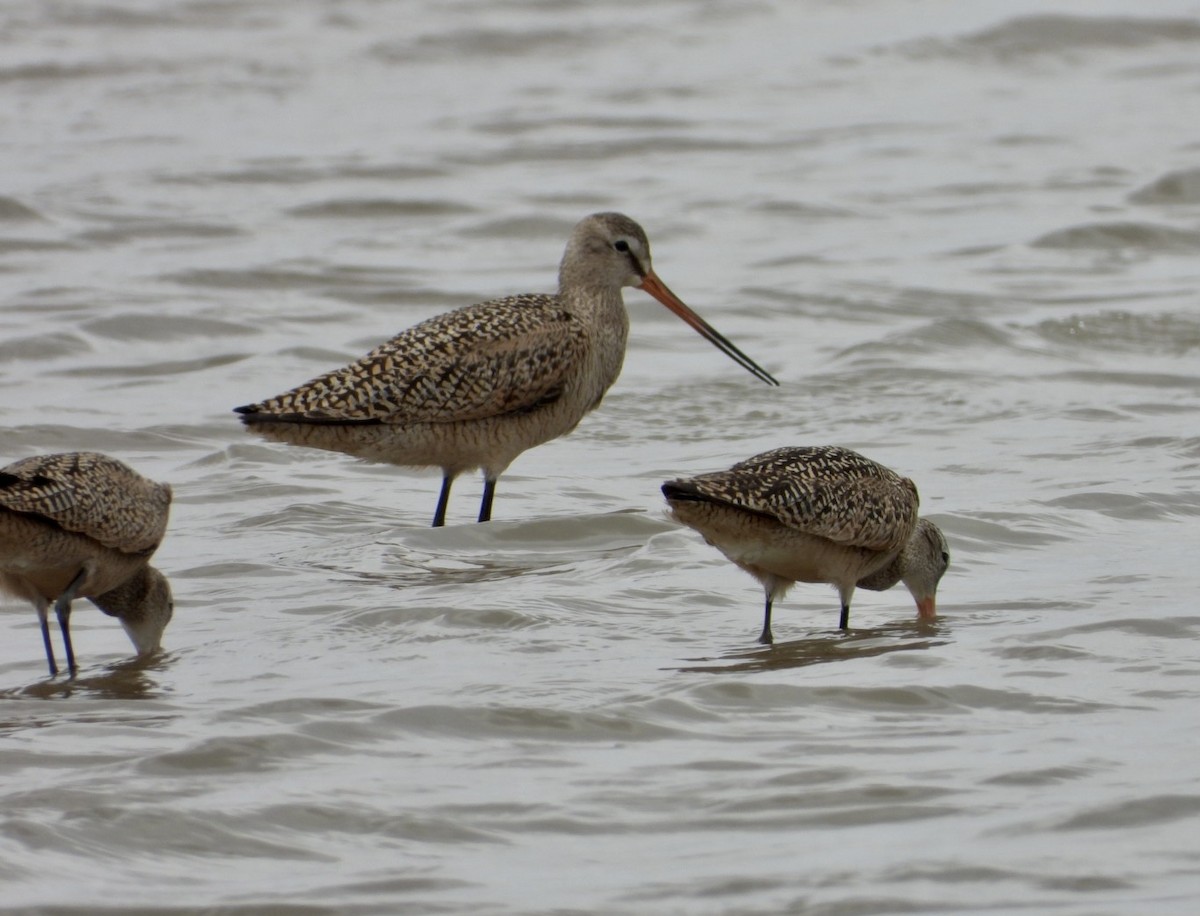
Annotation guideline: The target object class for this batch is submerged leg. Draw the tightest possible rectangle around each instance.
[433,475,454,528]
[478,477,497,524]
[758,595,774,645]
[37,602,58,677]
[55,568,88,678]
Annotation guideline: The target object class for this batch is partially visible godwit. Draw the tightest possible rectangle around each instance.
[662,446,949,644]
[236,212,778,527]
[0,452,173,676]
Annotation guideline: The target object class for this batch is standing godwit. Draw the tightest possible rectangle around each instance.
[0,452,173,676]
[663,446,949,644]
[235,212,778,527]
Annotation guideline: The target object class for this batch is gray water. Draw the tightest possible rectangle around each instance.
[2,0,1200,913]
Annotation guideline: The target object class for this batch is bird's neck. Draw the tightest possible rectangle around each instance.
[559,281,628,323]
[558,283,630,393]
[856,550,904,593]
[90,565,157,620]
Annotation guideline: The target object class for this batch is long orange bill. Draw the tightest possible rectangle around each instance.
[916,596,937,620]
[638,272,779,387]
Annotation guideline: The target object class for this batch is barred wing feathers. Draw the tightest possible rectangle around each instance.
[0,452,171,556]
[666,446,918,552]
[237,296,586,426]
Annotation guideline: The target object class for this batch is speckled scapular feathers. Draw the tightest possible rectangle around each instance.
[0,452,173,676]
[663,446,948,643]
[236,212,777,527]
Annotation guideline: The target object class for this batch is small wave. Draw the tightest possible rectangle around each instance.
[451,134,759,167]
[40,4,186,28]
[138,732,343,776]
[0,198,41,221]
[897,15,1200,62]
[1042,490,1200,521]
[1031,221,1200,251]
[984,766,1094,787]
[459,214,574,239]
[0,237,77,254]
[82,314,257,342]
[61,352,248,378]
[160,266,332,290]
[748,199,859,220]
[684,679,1107,715]
[1055,793,1200,831]
[942,513,1070,549]
[287,198,475,219]
[849,317,1017,355]
[1053,368,1200,390]
[76,220,242,245]
[1129,168,1200,204]
[377,703,685,741]
[371,27,592,64]
[474,113,693,136]
[156,162,446,187]
[1033,311,1200,355]
[0,333,90,363]
[160,264,410,297]
[0,62,134,83]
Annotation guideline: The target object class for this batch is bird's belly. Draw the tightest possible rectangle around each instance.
[668,501,884,587]
[735,533,879,587]
[0,513,142,601]
[249,390,598,478]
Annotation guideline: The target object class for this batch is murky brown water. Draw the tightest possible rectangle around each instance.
[3,1,1200,912]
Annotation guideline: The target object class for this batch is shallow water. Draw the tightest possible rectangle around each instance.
[3,0,1200,912]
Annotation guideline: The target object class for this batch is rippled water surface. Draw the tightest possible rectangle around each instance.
[3,0,1200,912]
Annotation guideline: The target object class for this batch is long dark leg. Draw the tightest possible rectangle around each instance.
[433,476,453,528]
[55,568,88,678]
[37,604,58,677]
[839,602,850,630]
[478,477,497,524]
[757,596,774,645]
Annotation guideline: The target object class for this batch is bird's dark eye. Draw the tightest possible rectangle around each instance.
[613,240,630,253]
[941,552,950,564]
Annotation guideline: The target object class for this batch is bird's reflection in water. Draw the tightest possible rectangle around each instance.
[8,651,173,701]
[673,619,949,674]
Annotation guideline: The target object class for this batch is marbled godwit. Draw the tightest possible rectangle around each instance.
[663,446,949,644]
[236,212,778,527]
[0,452,173,676]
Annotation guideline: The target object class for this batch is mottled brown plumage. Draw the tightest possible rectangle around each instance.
[237,212,777,527]
[247,297,586,425]
[0,452,173,676]
[663,446,948,643]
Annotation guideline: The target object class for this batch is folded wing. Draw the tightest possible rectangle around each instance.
[668,446,918,552]
[0,452,171,556]
[237,296,587,426]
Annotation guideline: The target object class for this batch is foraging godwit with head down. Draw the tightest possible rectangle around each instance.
[236,212,778,526]
[0,452,173,676]
[663,446,949,644]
